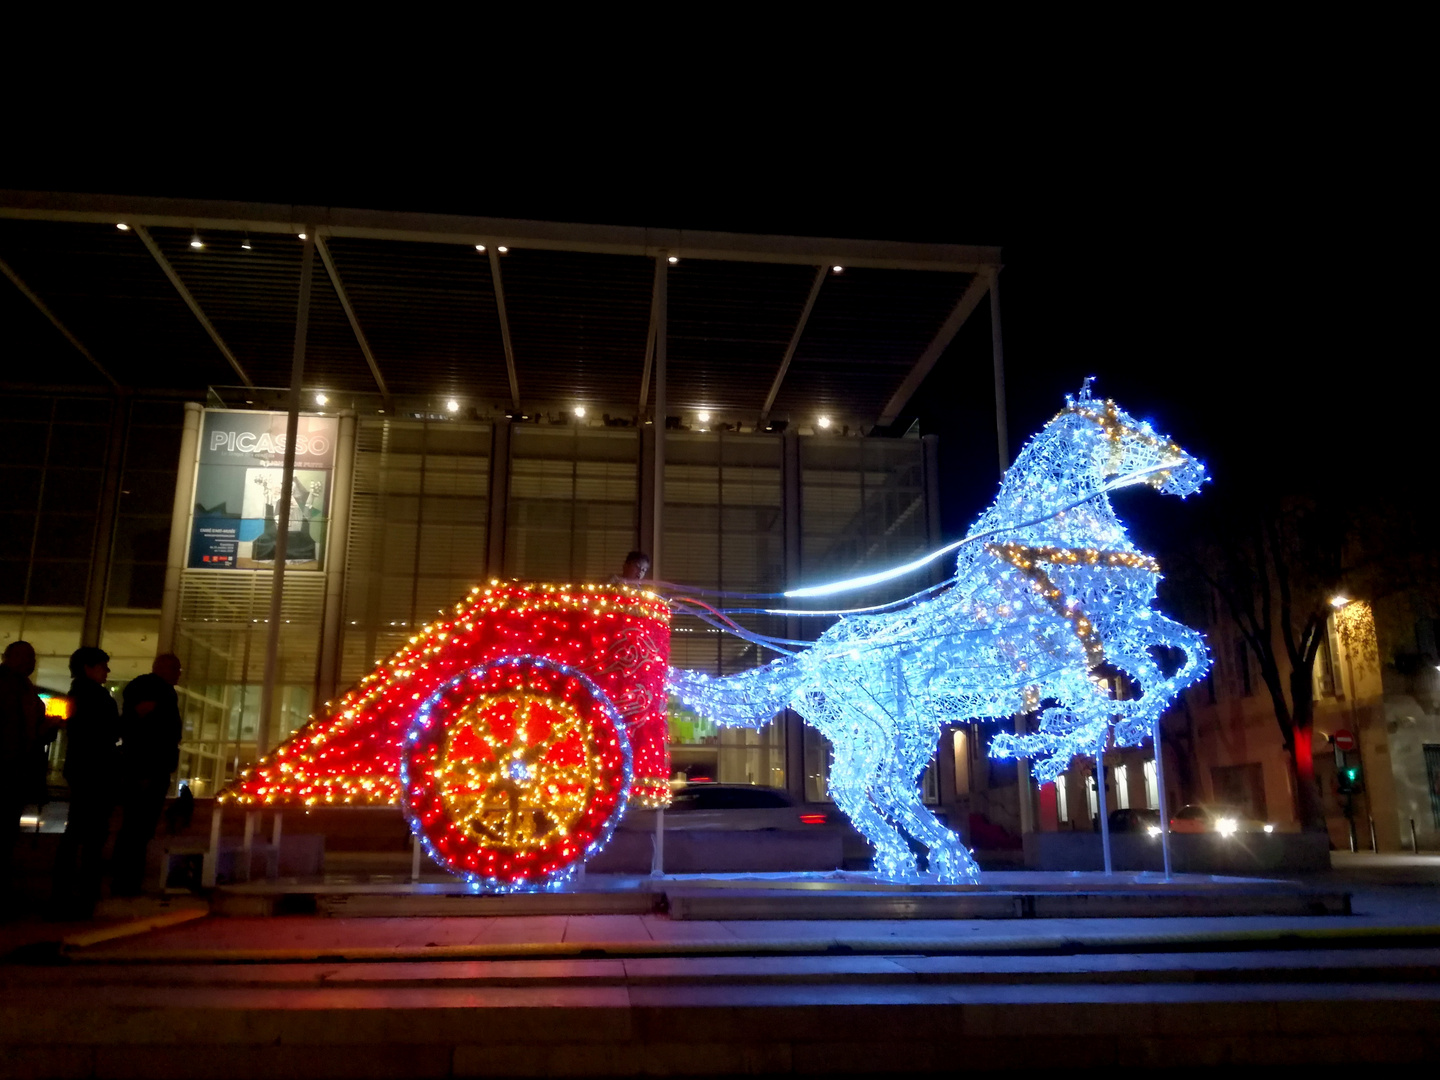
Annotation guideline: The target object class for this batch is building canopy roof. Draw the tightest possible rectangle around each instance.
[0,190,1001,432]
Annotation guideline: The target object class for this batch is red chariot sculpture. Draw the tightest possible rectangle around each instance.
[223,580,672,889]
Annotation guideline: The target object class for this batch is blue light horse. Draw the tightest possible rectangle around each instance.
[668,388,1211,882]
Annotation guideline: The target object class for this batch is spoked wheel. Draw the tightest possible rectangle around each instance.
[400,656,632,891]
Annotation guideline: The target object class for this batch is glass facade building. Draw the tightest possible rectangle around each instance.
[0,394,940,804]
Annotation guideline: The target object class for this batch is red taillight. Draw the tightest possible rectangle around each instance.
[799,813,827,825]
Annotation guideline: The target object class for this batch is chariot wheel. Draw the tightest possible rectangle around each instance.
[400,655,632,890]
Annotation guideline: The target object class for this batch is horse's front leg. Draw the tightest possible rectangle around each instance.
[874,765,979,884]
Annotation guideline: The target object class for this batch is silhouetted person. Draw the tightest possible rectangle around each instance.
[0,641,42,915]
[54,646,119,918]
[619,550,651,582]
[113,654,183,896]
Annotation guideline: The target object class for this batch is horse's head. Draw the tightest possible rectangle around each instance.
[1062,386,1206,499]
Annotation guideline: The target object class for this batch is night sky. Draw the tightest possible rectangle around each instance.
[5,117,1418,554]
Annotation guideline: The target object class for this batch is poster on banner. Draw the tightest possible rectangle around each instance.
[189,410,338,570]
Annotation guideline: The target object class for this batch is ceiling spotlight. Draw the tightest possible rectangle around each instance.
[668,255,679,264]
[817,415,832,429]
[315,392,328,406]
[574,405,586,418]
[115,223,130,231]
[475,244,486,252]
[190,234,204,250]
[240,236,252,251]
[298,232,308,240]
[446,399,459,413]
[832,265,844,274]
[697,410,710,423]
[1330,595,1351,609]
[497,245,509,254]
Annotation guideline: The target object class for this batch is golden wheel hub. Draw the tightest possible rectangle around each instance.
[434,691,597,850]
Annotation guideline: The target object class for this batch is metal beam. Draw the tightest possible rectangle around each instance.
[760,265,827,423]
[1,190,1003,273]
[876,271,995,427]
[650,255,668,581]
[638,262,662,414]
[257,228,316,755]
[487,249,521,411]
[315,235,390,405]
[991,274,1010,475]
[0,254,119,387]
[131,224,254,388]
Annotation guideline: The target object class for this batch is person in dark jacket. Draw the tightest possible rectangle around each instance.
[53,646,120,918]
[112,654,183,895]
[0,641,43,914]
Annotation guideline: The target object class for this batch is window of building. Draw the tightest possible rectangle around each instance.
[1327,615,1346,699]
[1315,634,1337,697]
[506,426,637,582]
[666,432,786,788]
[1143,759,1159,810]
[341,418,491,685]
[1113,764,1130,810]
[1235,639,1253,697]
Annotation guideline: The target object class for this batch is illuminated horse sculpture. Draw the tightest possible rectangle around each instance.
[667,386,1211,883]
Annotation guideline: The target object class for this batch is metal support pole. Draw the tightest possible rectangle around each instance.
[258,229,316,757]
[158,403,204,655]
[81,392,131,647]
[316,410,357,703]
[1095,754,1113,875]
[1368,814,1377,853]
[781,430,805,802]
[486,418,511,580]
[241,810,256,882]
[651,809,665,876]
[1016,717,1036,838]
[990,274,1009,479]
[270,811,283,880]
[650,255,667,581]
[1153,721,1174,881]
[202,804,222,888]
[411,834,422,883]
[1412,818,1419,852]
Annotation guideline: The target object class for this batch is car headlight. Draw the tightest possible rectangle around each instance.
[1263,823,1275,833]
[1146,825,1161,838]
[1215,817,1239,837]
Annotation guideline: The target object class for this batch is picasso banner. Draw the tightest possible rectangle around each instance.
[189,410,339,570]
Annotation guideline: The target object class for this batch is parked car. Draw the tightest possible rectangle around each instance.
[1169,804,1275,836]
[1107,808,1161,834]
[663,783,831,831]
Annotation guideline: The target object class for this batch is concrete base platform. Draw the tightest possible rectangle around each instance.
[3,946,1437,1075]
[209,871,1350,921]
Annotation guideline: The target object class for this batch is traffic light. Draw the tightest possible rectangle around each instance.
[1337,764,1364,795]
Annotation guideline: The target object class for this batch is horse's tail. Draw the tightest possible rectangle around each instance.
[667,658,805,730]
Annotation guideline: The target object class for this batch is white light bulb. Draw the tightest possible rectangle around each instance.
[668,255,678,264]
[573,405,586,418]
[446,399,459,413]
[298,232,307,240]
[315,392,328,406]
[190,236,203,249]
[832,265,844,273]
[116,223,130,231]
[697,410,710,423]
[817,416,832,429]
[497,245,508,254]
